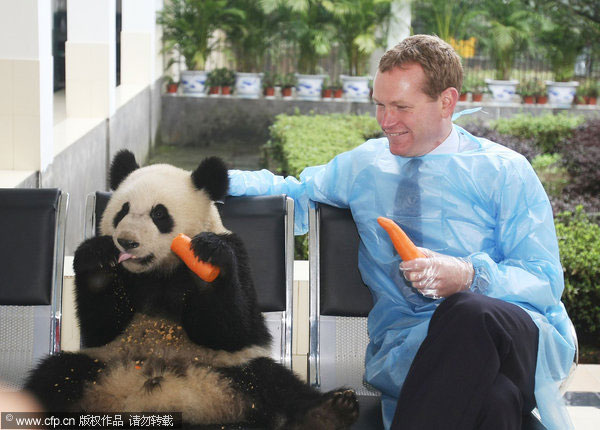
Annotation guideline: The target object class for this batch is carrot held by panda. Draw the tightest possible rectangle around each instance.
[171,233,220,282]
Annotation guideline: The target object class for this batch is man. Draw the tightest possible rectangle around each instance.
[228,35,575,429]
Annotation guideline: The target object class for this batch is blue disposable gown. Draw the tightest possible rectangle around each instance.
[228,124,576,430]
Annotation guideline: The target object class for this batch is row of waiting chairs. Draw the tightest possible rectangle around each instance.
[1,188,568,429]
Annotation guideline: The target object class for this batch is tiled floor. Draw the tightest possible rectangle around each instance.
[565,364,600,430]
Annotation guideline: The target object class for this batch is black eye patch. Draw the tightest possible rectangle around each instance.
[113,202,130,228]
[150,204,174,234]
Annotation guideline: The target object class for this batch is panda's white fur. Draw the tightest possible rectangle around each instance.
[99,163,229,274]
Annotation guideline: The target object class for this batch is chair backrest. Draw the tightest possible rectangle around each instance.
[84,192,294,369]
[0,188,69,390]
[308,202,379,396]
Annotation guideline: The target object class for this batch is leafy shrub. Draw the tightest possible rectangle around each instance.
[555,207,600,340]
[463,121,541,161]
[491,113,584,153]
[264,113,382,177]
[531,153,569,199]
[551,119,600,215]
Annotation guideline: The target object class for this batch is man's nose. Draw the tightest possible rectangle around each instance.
[379,109,396,129]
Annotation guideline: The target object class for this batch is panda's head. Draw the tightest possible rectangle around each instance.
[99,150,230,274]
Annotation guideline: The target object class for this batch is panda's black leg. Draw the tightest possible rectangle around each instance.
[24,352,105,412]
[73,235,134,347]
[219,357,359,429]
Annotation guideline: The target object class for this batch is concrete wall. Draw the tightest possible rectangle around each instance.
[160,96,376,146]
[161,95,600,147]
[20,78,162,255]
[109,88,152,164]
[40,121,108,255]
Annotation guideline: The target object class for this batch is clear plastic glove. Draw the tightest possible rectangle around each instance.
[400,248,474,299]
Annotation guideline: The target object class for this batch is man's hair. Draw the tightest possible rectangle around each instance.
[378,35,463,100]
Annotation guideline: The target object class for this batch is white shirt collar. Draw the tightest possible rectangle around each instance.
[427,127,460,155]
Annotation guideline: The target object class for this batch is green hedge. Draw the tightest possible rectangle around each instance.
[264,113,381,176]
[491,113,584,153]
[556,207,600,339]
[264,113,381,260]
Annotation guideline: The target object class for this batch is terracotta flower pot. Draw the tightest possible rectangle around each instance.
[472,93,483,102]
[523,96,535,104]
[264,87,275,97]
[459,93,468,102]
[536,95,548,105]
[333,89,343,99]
[208,86,219,95]
[322,89,332,98]
[221,86,231,96]
[282,87,293,98]
[586,96,597,105]
[166,83,178,94]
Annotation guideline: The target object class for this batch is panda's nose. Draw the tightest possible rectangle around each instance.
[117,238,139,250]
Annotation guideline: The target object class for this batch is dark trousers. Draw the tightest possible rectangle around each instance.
[391,291,539,430]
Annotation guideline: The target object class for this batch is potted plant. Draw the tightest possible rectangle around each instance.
[322,76,332,99]
[165,75,179,94]
[459,80,470,102]
[268,1,334,100]
[462,75,484,102]
[331,80,344,100]
[219,68,237,95]
[470,78,487,102]
[325,0,392,102]
[519,78,542,104]
[227,1,290,99]
[205,69,221,96]
[262,71,278,98]
[579,79,599,105]
[157,0,244,96]
[281,72,297,99]
[539,9,584,107]
[479,0,535,102]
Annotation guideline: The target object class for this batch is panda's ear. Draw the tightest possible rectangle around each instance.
[109,150,140,190]
[191,157,229,201]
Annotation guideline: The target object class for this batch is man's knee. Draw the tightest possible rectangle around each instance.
[477,373,523,430]
[432,291,537,338]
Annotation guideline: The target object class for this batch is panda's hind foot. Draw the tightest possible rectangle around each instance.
[293,389,359,430]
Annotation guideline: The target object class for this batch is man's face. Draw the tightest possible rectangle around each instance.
[372,64,452,157]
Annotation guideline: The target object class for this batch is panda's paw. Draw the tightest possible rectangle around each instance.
[298,389,359,430]
[190,232,235,278]
[74,235,120,276]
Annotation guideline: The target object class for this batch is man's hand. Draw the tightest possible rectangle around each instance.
[400,248,474,299]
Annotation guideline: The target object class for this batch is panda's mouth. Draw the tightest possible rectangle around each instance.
[118,252,155,266]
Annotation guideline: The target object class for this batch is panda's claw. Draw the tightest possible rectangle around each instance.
[74,235,120,276]
[190,232,235,277]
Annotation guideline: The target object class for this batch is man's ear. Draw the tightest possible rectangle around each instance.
[440,87,459,119]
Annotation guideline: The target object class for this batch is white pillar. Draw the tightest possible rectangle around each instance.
[369,0,412,77]
[120,0,158,86]
[0,0,53,171]
[66,0,116,118]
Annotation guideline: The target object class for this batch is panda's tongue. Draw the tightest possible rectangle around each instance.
[118,252,135,264]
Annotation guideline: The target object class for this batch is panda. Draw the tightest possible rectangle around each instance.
[25,150,359,429]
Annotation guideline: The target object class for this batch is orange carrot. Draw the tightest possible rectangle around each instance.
[377,217,426,261]
[170,234,220,282]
